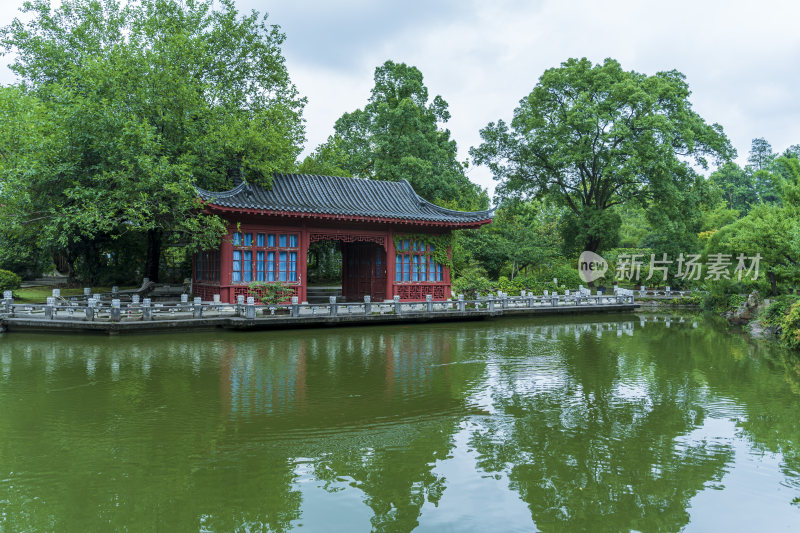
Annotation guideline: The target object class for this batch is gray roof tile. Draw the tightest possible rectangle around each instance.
[197,173,494,225]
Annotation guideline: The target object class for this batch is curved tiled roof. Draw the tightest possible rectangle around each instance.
[196,173,494,225]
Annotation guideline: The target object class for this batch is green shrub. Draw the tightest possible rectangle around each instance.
[701,281,753,313]
[781,302,800,350]
[761,294,800,329]
[0,269,22,293]
[672,294,703,306]
[452,271,493,299]
[497,276,525,295]
[540,263,582,289]
[247,281,296,305]
[728,294,747,309]
[702,291,729,313]
[517,278,548,295]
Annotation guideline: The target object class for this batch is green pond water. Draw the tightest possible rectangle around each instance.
[1,314,800,532]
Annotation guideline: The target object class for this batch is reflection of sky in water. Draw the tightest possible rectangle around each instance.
[685,418,800,532]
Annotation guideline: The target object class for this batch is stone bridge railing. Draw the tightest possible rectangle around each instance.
[633,286,694,298]
[1,287,635,325]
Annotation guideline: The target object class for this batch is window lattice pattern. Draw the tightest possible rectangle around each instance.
[193,284,219,302]
[309,232,386,247]
[396,284,448,301]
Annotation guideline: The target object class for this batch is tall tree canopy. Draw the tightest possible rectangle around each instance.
[471,57,733,253]
[302,60,487,209]
[706,157,800,294]
[709,162,757,213]
[0,0,305,281]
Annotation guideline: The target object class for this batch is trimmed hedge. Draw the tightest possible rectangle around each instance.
[0,269,22,293]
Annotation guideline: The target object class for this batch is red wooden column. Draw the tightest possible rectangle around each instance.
[299,227,309,303]
[445,243,453,298]
[219,222,234,303]
[385,228,396,301]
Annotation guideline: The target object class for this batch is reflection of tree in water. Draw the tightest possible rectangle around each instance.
[312,417,453,533]
[301,329,481,533]
[469,321,735,532]
[216,328,483,532]
[0,337,303,532]
[681,323,800,494]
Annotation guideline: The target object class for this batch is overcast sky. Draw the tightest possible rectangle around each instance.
[2,0,799,197]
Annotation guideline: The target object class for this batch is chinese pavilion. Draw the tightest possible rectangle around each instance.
[193,174,493,303]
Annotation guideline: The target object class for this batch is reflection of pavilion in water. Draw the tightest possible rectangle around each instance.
[213,317,700,422]
[0,316,694,387]
[221,341,307,418]
[218,330,457,420]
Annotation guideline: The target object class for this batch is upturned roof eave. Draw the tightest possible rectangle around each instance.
[199,203,493,229]
[194,173,495,225]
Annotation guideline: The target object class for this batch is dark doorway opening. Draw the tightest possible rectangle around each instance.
[306,240,342,303]
[342,242,386,302]
[306,240,387,303]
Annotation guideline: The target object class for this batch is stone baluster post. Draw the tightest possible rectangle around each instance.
[364,295,371,315]
[291,296,300,317]
[86,298,97,321]
[458,294,465,312]
[2,291,12,315]
[237,294,245,317]
[393,295,401,315]
[330,296,338,316]
[193,297,203,318]
[426,294,433,313]
[45,296,55,320]
[111,299,121,322]
[245,296,256,319]
[142,298,152,321]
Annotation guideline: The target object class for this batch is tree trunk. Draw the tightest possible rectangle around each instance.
[768,271,777,295]
[64,248,78,285]
[84,242,99,285]
[145,229,163,283]
[583,238,602,288]
[584,238,600,253]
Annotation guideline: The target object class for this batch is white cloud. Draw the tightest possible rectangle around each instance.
[2,0,799,197]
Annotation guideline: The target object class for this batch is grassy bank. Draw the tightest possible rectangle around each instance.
[12,286,136,304]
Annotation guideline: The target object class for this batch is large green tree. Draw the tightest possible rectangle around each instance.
[709,162,757,213]
[462,199,564,279]
[471,57,733,253]
[706,157,800,294]
[748,137,781,204]
[1,0,305,281]
[303,60,487,209]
